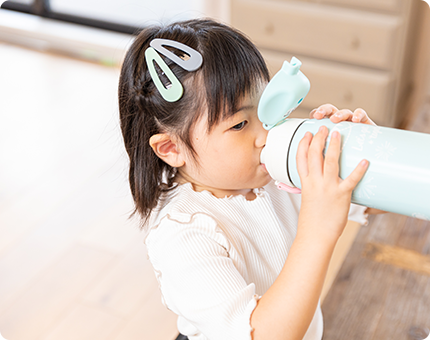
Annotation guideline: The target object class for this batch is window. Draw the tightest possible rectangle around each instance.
[50,0,205,27]
[6,0,33,4]
[1,0,210,34]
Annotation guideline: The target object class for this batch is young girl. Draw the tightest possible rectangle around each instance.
[118,18,382,340]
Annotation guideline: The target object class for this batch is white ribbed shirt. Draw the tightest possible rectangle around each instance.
[145,181,368,340]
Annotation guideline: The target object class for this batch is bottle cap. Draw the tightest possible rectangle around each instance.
[258,57,311,130]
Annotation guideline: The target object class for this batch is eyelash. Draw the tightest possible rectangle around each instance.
[231,121,247,131]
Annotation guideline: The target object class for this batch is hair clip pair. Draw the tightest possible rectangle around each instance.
[145,39,203,102]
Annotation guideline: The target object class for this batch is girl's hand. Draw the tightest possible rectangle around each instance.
[310,104,376,126]
[296,125,369,240]
[309,104,387,216]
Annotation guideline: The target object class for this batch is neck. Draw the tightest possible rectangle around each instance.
[193,183,257,201]
[176,172,257,201]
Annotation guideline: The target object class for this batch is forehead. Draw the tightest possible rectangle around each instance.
[220,83,266,119]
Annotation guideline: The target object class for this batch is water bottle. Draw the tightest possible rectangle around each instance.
[259,57,430,221]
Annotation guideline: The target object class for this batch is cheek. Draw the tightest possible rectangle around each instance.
[198,135,258,180]
[214,145,252,175]
[197,146,235,178]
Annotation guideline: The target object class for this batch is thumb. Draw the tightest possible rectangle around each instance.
[341,160,369,192]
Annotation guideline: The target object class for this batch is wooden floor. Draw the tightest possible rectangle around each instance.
[0,42,178,340]
[322,102,430,339]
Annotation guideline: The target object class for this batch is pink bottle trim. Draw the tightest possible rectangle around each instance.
[276,181,302,194]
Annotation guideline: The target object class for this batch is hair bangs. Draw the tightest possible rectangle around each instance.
[201,27,270,130]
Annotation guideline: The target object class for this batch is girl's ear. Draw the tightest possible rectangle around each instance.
[149,134,185,167]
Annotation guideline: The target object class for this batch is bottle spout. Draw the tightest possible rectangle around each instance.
[282,57,302,76]
[260,146,267,165]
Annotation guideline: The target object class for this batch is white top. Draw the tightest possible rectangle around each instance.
[145,181,368,340]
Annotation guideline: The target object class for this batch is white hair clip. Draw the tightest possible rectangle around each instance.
[145,38,203,102]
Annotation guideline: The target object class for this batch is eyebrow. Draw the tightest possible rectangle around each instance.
[234,104,255,114]
[221,104,255,126]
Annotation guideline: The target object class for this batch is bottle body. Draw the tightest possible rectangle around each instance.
[261,118,430,220]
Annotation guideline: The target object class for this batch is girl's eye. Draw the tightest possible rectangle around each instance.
[231,121,247,131]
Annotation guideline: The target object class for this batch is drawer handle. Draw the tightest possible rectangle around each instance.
[350,36,361,50]
[344,90,354,103]
[264,22,275,35]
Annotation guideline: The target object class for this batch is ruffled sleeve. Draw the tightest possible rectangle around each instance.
[145,212,259,340]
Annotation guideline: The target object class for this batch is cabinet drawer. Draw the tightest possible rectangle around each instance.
[318,0,402,13]
[232,0,401,70]
[262,50,394,124]
[272,0,403,13]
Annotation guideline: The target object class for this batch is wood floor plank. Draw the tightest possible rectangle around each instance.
[0,43,120,205]
[321,216,374,314]
[82,239,159,318]
[365,213,408,247]
[363,242,430,276]
[112,291,178,340]
[41,303,123,340]
[416,282,430,334]
[396,217,430,255]
[78,195,140,254]
[323,215,430,339]
[321,221,361,302]
[370,270,430,340]
[0,42,179,339]
[0,244,115,340]
[0,160,114,256]
[0,165,126,314]
[322,257,396,339]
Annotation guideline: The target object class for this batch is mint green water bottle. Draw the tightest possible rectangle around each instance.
[259,58,430,220]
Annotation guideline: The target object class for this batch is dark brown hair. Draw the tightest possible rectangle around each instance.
[118,18,269,225]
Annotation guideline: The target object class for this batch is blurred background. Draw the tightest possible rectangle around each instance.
[0,0,429,339]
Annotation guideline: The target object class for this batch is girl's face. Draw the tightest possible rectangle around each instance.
[178,88,271,199]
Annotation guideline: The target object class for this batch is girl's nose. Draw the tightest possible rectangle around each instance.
[255,122,268,148]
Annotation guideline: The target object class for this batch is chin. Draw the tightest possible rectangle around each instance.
[255,175,273,188]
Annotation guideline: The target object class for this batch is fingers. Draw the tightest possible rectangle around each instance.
[329,109,354,123]
[297,125,368,194]
[341,159,369,192]
[323,130,341,180]
[296,126,329,180]
[310,104,339,119]
[351,108,365,123]
[329,108,376,126]
[311,105,377,126]
[296,131,312,178]
[353,108,376,126]
[307,125,329,176]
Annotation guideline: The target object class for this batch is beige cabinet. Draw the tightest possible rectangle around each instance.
[231,0,419,126]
